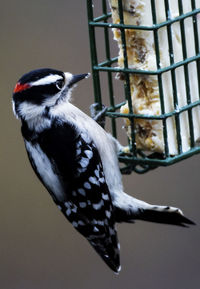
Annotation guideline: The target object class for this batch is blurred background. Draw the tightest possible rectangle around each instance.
[1,1,200,288]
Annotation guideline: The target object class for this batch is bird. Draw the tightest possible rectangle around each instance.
[12,68,194,273]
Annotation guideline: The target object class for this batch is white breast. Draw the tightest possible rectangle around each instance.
[25,141,65,201]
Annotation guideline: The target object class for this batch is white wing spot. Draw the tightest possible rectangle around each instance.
[71,207,77,213]
[89,176,99,186]
[81,132,90,143]
[92,219,104,226]
[94,169,100,178]
[76,148,81,156]
[109,227,115,235]
[66,208,71,216]
[105,210,111,218]
[84,182,91,189]
[72,221,78,228]
[102,193,109,201]
[93,226,99,232]
[97,220,104,226]
[80,157,89,168]
[93,199,104,210]
[78,167,87,174]
[76,140,82,148]
[57,205,62,211]
[78,220,85,226]
[79,202,87,208]
[78,188,86,196]
[84,150,93,159]
[99,177,105,183]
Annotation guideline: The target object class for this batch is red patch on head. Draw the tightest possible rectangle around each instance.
[13,82,31,93]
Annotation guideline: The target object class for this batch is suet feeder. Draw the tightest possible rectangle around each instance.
[87,0,200,174]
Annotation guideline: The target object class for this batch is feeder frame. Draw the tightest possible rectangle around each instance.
[87,0,200,174]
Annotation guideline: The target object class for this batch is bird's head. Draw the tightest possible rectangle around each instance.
[12,68,89,120]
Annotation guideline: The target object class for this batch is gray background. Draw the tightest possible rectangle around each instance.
[1,1,200,288]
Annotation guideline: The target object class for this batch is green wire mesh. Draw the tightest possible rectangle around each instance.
[87,0,200,174]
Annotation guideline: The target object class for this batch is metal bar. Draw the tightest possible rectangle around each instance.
[87,0,102,107]
[191,0,200,106]
[178,1,195,148]
[93,12,112,22]
[117,0,136,154]
[118,146,200,166]
[191,1,200,54]
[91,8,200,30]
[106,104,200,119]
[164,0,182,154]
[106,99,200,119]
[98,57,118,67]
[87,0,200,173]
[151,0,169,156]
[102,0,117,137]
[94,54,200,74]
[106,101,127,111]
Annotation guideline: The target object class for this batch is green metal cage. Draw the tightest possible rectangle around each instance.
[87,0,200,174]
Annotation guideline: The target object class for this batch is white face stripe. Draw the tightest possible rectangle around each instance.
[30,74,63,86]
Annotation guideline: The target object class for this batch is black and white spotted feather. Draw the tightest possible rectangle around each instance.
[22,118,120,272]
[13,68,195,274]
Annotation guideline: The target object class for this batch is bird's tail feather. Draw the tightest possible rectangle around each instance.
[88,230,121,273]
[113,193,195,227]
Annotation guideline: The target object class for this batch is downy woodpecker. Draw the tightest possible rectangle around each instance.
[12,68,194,273]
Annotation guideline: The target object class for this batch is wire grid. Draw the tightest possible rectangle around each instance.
[87,0,200,174]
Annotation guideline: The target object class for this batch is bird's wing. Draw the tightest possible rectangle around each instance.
[29,119,120,273]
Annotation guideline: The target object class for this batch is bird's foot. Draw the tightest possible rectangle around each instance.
[90,103,107,128]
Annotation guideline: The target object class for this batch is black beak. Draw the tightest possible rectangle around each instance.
[68,73,90,88]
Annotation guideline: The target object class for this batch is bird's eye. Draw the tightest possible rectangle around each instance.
[56,79,64,90]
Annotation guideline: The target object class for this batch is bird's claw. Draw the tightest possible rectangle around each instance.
[90,103,107,128]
